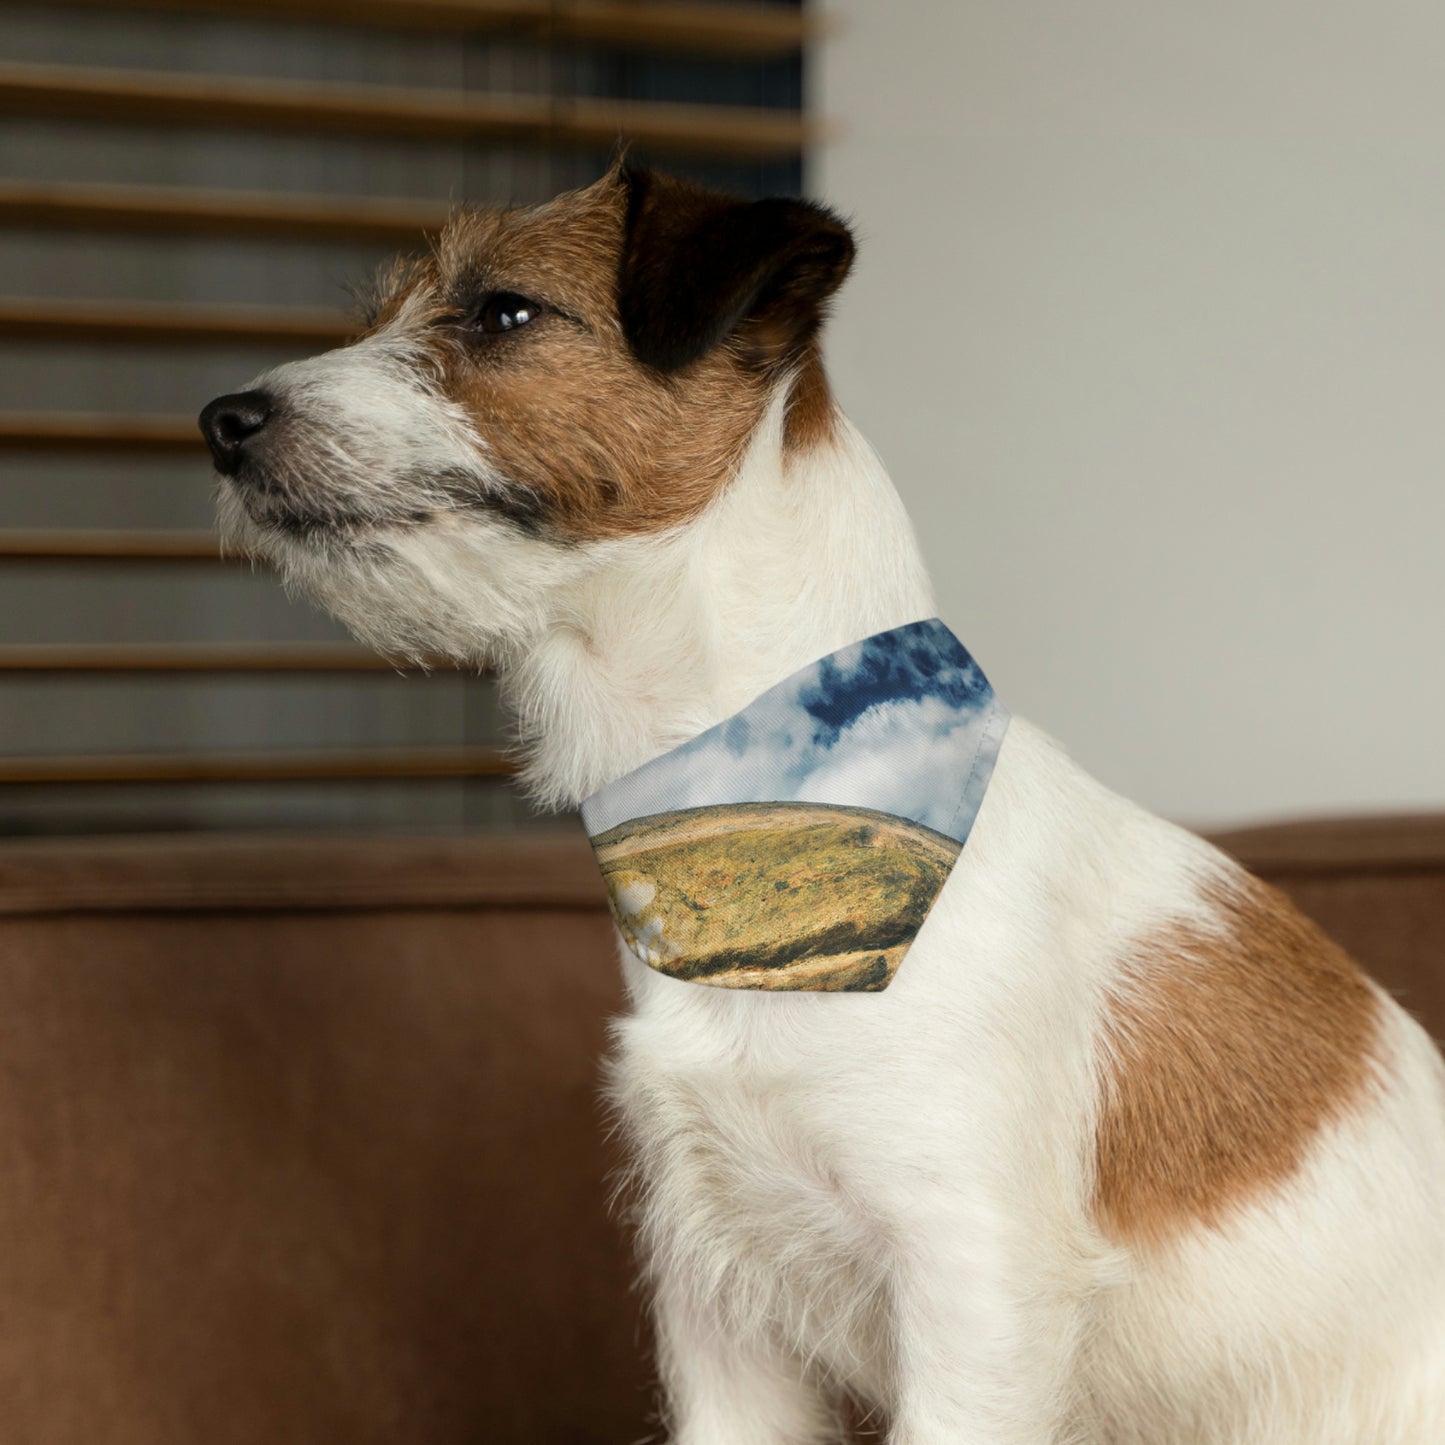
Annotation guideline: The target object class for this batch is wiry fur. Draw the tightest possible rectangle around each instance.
[206,171,1445,1443]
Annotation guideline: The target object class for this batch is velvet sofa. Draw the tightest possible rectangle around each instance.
[0,817,1438,1442]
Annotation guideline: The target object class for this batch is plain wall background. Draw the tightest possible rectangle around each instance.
[813,0,1444,828]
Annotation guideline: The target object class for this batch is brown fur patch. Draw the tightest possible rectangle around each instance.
[783,342,840,453]
[364,171,844,541]
[1094,872,1382,1247]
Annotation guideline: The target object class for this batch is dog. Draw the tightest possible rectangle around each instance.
[200,164,1445,1443]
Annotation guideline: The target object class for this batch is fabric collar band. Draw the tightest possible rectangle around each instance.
[580,619,1010,992]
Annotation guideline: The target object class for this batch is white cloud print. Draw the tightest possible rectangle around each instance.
[580,620,1010,843]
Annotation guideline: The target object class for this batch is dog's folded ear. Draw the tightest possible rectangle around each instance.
[618,166,855,376]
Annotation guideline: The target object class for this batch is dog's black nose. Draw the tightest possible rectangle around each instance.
[199,390,273,475]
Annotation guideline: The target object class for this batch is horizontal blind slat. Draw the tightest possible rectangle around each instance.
[0,412,202,451]
[0,746,514,784]
[0,530,230,561]
[0,62,818,161]
[20,0,815,58]
[0,298,353,347]
[0,181,449,244]
[0,644,453,673]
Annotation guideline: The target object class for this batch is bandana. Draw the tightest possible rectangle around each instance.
[580,619,1009,992]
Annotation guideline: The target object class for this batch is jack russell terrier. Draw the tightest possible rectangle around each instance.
[200,164,1445,1444]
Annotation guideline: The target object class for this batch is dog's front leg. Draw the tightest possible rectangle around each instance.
[885,1221,1087,1445]
[654,1274,842,1445]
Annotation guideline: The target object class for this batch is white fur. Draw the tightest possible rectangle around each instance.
[221,351,1445,1442]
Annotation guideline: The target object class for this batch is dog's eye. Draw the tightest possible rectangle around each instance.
[473,292,542,335]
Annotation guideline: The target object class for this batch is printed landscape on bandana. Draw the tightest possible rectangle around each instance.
[581,620,1008,992]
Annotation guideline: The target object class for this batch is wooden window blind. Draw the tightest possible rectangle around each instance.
[0,0,815,835]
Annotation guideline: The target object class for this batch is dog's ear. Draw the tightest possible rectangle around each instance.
[618,166,855,375]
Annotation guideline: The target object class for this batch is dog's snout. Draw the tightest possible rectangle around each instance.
[199,390,273,475]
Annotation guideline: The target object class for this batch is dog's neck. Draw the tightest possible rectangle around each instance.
[506,390,938,810]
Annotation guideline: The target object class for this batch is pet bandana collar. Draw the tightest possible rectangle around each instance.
[580,619,1009,992]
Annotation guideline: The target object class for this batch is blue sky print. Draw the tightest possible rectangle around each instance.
[581,619,1009,844]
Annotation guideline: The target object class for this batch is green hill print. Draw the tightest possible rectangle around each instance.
[591,800,962,991]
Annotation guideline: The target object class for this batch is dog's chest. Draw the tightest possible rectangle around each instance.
[611,994,894,1388]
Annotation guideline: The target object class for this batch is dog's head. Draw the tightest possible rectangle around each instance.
[199,166,854,663]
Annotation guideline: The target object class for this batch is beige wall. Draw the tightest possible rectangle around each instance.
[813,1,1445,827]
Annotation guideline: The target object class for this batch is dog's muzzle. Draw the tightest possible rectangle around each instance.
[199,390,274,476]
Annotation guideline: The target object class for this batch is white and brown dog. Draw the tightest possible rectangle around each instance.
[201,166,1445,1443]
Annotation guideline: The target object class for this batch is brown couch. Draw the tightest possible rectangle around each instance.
[0,817,1439,1443]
